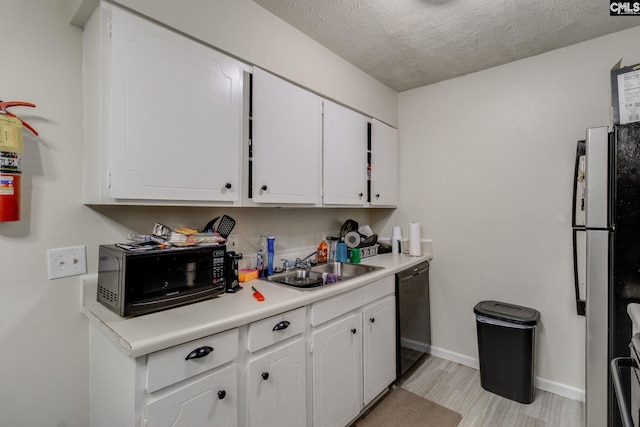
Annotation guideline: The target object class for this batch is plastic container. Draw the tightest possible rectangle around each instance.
[391,226,402,254]
[317,236,328,263]
[474,300,540,404]
[336,240,348,263]
[267,236,275,276]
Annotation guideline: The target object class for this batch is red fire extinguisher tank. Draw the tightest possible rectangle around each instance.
[0,152,21,221]
[0,101,37,222]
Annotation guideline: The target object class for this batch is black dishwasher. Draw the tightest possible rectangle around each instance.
[396,261,431,379]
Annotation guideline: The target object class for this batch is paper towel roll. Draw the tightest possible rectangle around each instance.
[408,222,421,256]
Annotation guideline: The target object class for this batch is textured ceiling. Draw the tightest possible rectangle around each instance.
[252,0,640,92]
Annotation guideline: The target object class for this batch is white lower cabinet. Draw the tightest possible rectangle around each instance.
[145,364,237,427]
[248,338,306,427]
[89,276,396,427]
[89,325,239,427]
[362,296,396,405]
[246,308,307,427]
[312,313,363,427]
[311,276,396,427]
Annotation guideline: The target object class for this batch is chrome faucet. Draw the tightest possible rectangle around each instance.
[295,251,318,270]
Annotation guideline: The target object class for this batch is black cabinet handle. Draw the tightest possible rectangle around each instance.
[262,372,270,380]
[273,320,290,331]
[376,193,380,198]
[351,328,357,334]
[225,182,232,189]
[369,318,375,323]
[185,346,213,360]
[359,192,363,197]
[217,390,226,400]
[261,185,268,191]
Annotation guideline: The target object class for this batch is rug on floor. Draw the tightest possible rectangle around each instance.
[354,387,462,427]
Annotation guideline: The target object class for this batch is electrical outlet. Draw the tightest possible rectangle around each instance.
[47,246,87,280]
[227,233,239,249]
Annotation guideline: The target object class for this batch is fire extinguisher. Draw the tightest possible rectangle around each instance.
[0,101,37,222]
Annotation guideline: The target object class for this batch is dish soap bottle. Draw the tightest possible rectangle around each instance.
[317,236,328,263]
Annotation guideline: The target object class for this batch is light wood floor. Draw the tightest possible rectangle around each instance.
[396,355,584,427]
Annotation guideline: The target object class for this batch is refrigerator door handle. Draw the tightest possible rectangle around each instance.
[572,228,586,316]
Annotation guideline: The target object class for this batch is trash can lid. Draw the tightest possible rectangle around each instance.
[474,300,540,326]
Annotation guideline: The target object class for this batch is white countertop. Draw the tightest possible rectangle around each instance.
[82,252,431,358]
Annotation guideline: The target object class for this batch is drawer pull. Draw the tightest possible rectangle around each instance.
[369,318,375,323]
[262,372,270,380]
[185,346,214,360]
[272,320,291,331]
[351,328,357,334]
[217,390,226,400]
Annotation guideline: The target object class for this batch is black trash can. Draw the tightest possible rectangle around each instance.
[474,300,540,404]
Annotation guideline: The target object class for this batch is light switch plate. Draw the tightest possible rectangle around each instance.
[48,245,87,279]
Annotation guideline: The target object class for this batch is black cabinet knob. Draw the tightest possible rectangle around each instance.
[261,185,268,191]
[351,328,357,334]
[262,372,270,380]
[225,182,232,189]
[359,192,363,197]
[218,390,226,400]
[369,318,375,323]
[185,346,213,360]
[273,320,291,331]
[376,193,380,198]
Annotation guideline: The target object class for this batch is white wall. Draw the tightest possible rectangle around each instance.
[1,2,386,426]
[0,2,88,426]
[384,26,640,399]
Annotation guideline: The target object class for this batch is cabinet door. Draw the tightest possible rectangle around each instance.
[252,67,322,205]
[248,338,306,427]
[109,6,243,202]
[312,313,362,427]
[145,363,237,427]
[363,295,396,405]
[322,101,368,206]
[370,119,398,206]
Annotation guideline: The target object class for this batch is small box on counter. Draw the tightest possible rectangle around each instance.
[611,60,640,125]
[239,269,258,282]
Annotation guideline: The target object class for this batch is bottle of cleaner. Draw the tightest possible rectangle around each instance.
[256,248,264,277]
[267,236,275,276]
[317,236,328,263]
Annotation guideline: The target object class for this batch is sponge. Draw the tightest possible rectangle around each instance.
[239,269,258,282]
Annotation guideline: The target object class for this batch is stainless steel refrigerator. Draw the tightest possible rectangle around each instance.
[572,123,640,427]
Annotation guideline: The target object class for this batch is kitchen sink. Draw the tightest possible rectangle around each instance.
[310,262,382,278]
[263,262,382,290]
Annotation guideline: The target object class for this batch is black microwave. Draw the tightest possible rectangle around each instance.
[97,244,226,317]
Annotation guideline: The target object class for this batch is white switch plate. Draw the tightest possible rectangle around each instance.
[48,245,87,280]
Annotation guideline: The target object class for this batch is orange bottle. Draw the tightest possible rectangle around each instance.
[317,236,328,263]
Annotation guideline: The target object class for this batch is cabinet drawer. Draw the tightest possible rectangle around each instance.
[248,307,306,353]
[146,328,238,393]
[311,276,394,327]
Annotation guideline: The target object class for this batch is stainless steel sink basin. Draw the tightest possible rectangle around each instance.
[262,262,382,290]
[310,262,382,278]
[263,269,325,289]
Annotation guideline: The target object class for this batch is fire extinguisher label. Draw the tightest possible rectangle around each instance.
[0,175,15,195]
[0,115,25,154]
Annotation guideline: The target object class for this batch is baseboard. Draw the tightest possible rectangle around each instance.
[428,346,585,402]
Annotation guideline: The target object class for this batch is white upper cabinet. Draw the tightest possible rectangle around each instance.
[322,101,368,206]
[370,119,398,207]
[251,68,322,205]
[83,4,246,205]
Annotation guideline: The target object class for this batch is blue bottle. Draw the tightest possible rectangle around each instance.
[267,236,275,276]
